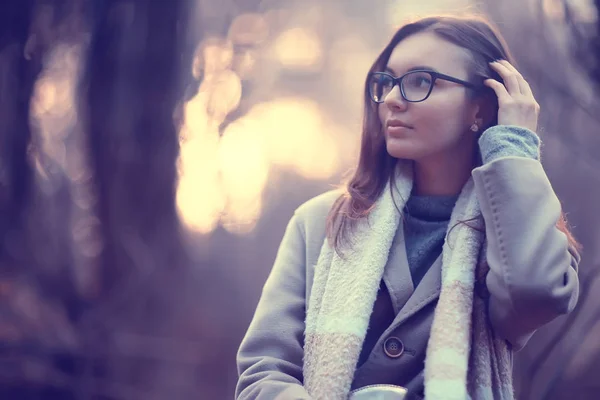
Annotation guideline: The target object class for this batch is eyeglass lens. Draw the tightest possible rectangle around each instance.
[369,72,433,102]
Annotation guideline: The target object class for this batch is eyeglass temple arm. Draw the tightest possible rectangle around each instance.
[433,72,478,89]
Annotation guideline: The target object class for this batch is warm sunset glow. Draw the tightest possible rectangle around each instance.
[218,121,268,235]
[177,8,353,236]
[231,49,258,80]
[176,94,342,235]
[31,78,57,116]
[202,69,243,122]
[542,0,566,20]
[192,37,234,79]
[176,122,224,234]
[218,120,270,202]
[176,172,225,234]
[273,27,322,69]
[30,45,80,174]
[183,94,211,137]
[221,197,262,235]
[228,13,270,45]
[243,98,340,179]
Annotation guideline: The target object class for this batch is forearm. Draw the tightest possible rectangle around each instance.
[478,124,540,164]
[473,127,579,350]
[236,213,313,399]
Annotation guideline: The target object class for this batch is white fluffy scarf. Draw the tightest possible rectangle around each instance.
[303,160,513,399]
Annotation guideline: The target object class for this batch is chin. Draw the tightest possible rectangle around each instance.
[385,141,422,160]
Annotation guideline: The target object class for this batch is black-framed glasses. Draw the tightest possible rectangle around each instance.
[368,70,479,103]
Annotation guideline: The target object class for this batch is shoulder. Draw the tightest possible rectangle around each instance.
[290,189,343,247]
[294,189,343,223]
[293,188,344,262]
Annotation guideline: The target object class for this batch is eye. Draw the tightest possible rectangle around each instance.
[405,72,432,88]
[369,73,396,102]
[416,76,431,87]
[377,74,394,88]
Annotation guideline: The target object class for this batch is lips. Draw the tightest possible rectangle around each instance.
[386,120,412,137]
[386,119,412,129]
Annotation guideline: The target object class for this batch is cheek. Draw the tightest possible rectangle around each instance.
[377,104,387,124]
[414,98,469,133]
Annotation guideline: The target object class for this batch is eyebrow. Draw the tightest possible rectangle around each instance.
[385,65,440,75]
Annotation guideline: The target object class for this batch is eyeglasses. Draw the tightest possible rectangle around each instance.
[368,70,479,103]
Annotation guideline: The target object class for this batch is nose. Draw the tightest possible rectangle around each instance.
[383,84,407,111]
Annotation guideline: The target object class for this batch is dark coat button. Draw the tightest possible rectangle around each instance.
[383,336,404,358]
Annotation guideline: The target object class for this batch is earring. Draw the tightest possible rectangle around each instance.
[470,123,479,132]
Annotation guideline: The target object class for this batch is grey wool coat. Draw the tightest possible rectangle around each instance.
[235,156,581,399]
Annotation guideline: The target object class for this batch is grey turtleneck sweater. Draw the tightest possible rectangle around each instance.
[403,194,458,287]
[357,125,541,367]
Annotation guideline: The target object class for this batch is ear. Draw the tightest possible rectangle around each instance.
[472,92,497,129]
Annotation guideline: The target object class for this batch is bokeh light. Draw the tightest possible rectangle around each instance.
[228,13,270,45]
[30,45,80,174]
[273,27,323,70]
[246,98,340,179]
[177,128,224,234]
[543,0,566,20]
[218,120,270,203]
[203,69,243,121]
[192,37,234,79]
[177,7,344,235]
[176,94,341,235]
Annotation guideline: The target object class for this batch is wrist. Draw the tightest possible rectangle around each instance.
[478,125,541,164]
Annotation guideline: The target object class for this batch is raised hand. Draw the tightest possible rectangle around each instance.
[484,60,540,132]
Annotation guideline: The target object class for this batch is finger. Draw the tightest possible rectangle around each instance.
[517,76,533,97]
[497,59,521,74]
[484,78,511,103]
[497,60,533,97]
[490,61,521,96]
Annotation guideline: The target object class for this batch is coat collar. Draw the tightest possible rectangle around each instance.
[382,220,443,328]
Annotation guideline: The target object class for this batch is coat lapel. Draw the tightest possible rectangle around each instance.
[388,253,442,329]
[382,214,444,326]
[382,222,415,314]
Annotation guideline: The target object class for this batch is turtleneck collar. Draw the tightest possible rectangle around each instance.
[404,193,459,222]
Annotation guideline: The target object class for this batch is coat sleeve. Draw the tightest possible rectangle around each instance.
[472,156,580,351]
[235,212,312,399]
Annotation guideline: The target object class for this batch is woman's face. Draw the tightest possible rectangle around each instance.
[377,31,482,163]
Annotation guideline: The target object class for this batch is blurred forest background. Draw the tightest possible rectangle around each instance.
[0,0,598,399]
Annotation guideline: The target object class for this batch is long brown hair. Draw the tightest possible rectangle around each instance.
[326,14,581,253]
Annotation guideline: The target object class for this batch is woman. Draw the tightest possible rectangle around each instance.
[235,15,581,400]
